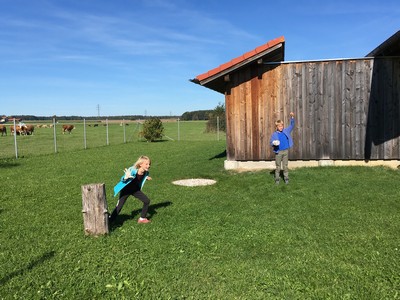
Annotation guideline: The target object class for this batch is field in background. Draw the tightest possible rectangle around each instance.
[1,138,399,299]
[0,120,225,159]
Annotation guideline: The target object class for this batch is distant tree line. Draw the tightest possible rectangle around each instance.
[180,110,212,121]
[1,115,179,121]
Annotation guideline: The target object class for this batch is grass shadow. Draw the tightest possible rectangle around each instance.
[109,214,132,230]
[154,140,169,143]
[209,149,226,160]
[138,139,169,143]
[269,170,285,179]
[109,201,173,231]
[132,201,173,219]
[0,250,56,285]
[0,160,20,168]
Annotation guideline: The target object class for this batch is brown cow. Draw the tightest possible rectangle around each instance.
[0,125,6,136]
[25,124,34,135]
[10,125,27,135]
[62,124,75,134]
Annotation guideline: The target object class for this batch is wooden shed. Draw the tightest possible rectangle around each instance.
[191,31,400,169]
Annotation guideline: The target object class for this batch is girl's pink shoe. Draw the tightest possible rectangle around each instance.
[137,218,151,224]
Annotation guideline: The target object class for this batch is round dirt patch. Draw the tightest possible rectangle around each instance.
[172,178,216,186]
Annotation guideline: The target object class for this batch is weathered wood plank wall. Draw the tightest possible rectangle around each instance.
[225,57,400,161]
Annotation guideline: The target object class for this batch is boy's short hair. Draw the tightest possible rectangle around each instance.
[275,120,283,127]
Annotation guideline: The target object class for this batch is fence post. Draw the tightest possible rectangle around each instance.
[13,118,18,158]
[123,119,126,143]
[53,118,57,153]
[106,118,109,145]
[217,116,220,141]
[178,118,180,141]
[81,183,109,236]
[83,118,87,149]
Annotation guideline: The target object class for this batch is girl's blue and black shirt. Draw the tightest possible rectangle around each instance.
[113,168,149,197]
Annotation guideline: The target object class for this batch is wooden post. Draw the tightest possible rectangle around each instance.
[81,183,109,236]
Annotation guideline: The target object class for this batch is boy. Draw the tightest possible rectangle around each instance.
[270,112,295,184]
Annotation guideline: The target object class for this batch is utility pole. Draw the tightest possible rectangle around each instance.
[97,104,100,117]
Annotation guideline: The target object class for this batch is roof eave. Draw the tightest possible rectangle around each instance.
[200,43,283,86]
[191,42,284,94]
[366,30,400,57]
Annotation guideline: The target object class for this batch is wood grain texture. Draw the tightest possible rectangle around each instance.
[225,58,400,161]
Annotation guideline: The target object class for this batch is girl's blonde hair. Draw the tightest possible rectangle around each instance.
[275,120,283,127]
[134,155,151,168]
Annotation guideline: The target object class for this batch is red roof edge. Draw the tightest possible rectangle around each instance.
[196,36,285,82]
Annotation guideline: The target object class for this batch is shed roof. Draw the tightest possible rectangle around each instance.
[191,36,285,94]
[366,30,400,57]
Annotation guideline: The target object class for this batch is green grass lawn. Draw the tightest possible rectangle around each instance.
[1,138,399,299]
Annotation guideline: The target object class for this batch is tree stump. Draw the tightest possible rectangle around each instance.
[81,183,109,236]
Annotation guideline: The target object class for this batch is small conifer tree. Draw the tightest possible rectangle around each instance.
[140,118,164,142]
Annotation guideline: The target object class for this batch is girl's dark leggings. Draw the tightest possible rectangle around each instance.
[109,190,150,221]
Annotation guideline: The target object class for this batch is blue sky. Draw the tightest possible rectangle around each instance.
[1,0,399,117]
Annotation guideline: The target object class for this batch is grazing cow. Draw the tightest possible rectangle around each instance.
[62,124,75,134]
[25,124,35,135]
[10,125,27,135]
[0,125,6,136]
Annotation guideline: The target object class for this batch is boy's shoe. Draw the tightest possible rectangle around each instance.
[284,178,289,184]
[137,218,151,224]
[275,179,280,185]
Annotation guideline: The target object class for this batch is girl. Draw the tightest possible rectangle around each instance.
[109,155,152,224]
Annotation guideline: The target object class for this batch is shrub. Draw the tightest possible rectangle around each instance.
[206,102,226,132]
[140,118,164,142]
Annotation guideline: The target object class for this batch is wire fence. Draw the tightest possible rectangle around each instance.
[0,119,225,159]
